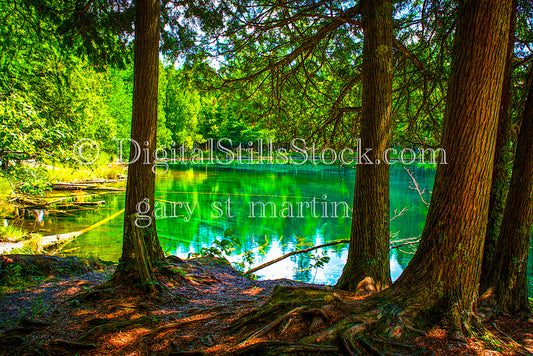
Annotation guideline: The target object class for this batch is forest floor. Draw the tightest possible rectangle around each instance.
[0,254,532,356]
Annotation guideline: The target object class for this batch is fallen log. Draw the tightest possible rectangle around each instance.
[37,208,125,251]
[60,201,105,207]
[51,182,125,191]
[80,178,125,184]
[245,240,350,275]
[0,209,125,254]
[14,195,106,210]
[245,237,421,275]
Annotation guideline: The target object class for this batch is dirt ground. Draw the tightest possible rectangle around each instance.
[0,254,531,355]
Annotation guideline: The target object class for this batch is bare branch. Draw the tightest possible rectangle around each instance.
[404,167,430,206]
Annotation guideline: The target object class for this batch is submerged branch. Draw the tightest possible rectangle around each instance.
[245,240,350,275]
[0,209,125,254]
[42,209,125,250]
[245,235,420,275]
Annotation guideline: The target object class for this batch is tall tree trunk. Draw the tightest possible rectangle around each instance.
[481,67,533,314]
[336,0,393,291]
[480,0,517,289]
[113,0,165,287]
[385,0,511,333]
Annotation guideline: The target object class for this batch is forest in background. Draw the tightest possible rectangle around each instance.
[1,0,533,354]
[8,0,533,181]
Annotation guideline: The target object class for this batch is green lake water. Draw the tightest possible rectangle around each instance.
[36,164,532,290]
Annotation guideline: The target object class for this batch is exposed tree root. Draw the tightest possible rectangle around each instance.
[370,336,418,350]
[66,256,199,307]
[227,285,443,355]
[149,318,205,336]
[240,306,308,345]
[356,337,385,356]
[0,329,26,347]
[168,351,208,356]
[229,285,345,336]
[489,321,533,355]
[77,315,155,341]
[49,339,98,350]
[62,255,238,309]
[61,281,115,305]
[225,341,340,356]
[0,321,51,349]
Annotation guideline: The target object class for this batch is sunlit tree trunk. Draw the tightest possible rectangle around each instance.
[481,67,533,314]
[385,0,511,333]
[480,0,517,288]
[113,0,165,289]
[336,0,393,292]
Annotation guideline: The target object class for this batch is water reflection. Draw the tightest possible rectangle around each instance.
[63,165,431,281]
[55,164,531,292]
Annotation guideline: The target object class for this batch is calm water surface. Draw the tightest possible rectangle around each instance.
[36,164,532,291]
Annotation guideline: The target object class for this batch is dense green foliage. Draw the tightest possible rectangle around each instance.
[0,2,271,190]
[1,0,532,199]
[3,0,532,178]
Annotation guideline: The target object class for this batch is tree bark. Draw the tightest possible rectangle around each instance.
[113,0,166,287]
[480,0,517,289]
[385,0,512,332]
[336,0,393,291]
[482,67,533,314]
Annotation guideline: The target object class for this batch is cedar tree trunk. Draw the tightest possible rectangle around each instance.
[113,0,166,287]
[480,0,517,288]
[482,67,533,314]
[336,0,393,291]
[386,0,511,332]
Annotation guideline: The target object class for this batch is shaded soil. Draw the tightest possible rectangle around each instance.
[0,254,531,355]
